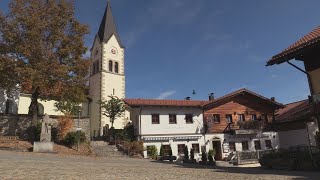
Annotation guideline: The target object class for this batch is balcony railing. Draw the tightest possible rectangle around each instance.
[237,120,263,130]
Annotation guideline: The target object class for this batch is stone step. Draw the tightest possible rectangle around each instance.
[91,141,127,158]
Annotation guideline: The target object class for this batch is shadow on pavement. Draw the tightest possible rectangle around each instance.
[150,160,320,180]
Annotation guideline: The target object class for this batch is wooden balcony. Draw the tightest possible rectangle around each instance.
[234,129,260,135]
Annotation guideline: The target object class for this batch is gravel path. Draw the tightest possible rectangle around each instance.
[0,150,319,180]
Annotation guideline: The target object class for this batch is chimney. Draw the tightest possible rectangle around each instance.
[185,97,191,100]
[271,97,275,102]
[209,93,214,101]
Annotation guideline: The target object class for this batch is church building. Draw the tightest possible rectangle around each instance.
[89,1,129,137]
[0,1,129,138]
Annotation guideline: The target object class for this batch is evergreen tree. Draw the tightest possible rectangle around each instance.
[159,144,164,156]
[184,146,189,160]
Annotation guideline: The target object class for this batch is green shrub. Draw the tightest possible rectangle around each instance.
[260,148,314,170]
[124,123,135,141]
[148,145,158,159]
[208,149,216,162]
[24,122,42,142]
[51,126,59,143]
[168,145,173,162]
[159,144,164,156]
[184,146,189,160]
[124,140,144,156]
[190,148,195,160]
[114,123,135,142]
[64,131,86,147]
[202,150,207,162]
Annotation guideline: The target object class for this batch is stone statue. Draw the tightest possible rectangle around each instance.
[40,114,52,142]
[34,114,54,153]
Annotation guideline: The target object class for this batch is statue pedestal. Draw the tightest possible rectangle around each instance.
[33,142,54,153]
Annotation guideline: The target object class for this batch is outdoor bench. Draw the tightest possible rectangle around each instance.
[0,136,19,150]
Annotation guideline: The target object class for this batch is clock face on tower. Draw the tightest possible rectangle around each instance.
[110,47,118,55]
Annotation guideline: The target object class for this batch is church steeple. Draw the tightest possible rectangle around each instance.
[97,1,124,48]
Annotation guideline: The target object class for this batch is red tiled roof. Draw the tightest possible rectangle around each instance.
[275,99,313,123]
[124,99,206,107]
[267,26,320,66]
[125,89,284,109]
[202,88,284,109]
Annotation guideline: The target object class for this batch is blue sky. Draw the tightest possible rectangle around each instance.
[1,0,320,104]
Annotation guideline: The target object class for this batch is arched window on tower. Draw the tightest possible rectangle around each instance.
[115,62,119,73]
[38,103,44,116]
[109,60,113,72]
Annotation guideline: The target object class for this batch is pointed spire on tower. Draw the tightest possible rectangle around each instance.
[97,1,124,48]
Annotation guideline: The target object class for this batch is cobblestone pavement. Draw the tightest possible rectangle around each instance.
[0,151,319,180]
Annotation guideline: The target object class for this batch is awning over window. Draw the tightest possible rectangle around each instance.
[143,136,202,142]
[173,136,202,141]
[143,137,171,142]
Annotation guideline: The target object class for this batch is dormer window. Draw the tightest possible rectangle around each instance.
[109,60,113,72]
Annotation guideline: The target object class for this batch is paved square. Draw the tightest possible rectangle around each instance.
[0,151,319,180]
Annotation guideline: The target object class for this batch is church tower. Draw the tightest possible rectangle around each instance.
[89,1,126,137]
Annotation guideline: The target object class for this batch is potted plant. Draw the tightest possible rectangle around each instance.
[168,145,173,162]
[190,148,195,163]
[183,146,190,163]
[158,144,164,160]
[208,149,216,165]
[201,150,207,165]
[149,145,158,159]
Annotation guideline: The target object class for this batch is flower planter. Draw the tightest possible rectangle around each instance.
[183,159,194,164]
[158,156,177,161]
[200,161,214,165]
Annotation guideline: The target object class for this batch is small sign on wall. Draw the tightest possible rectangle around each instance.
[223,143,229,153]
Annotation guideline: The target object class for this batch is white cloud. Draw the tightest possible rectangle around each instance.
[157,90,177,100]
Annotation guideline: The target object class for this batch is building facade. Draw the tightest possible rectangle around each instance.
[202,89,283,160]
[273,99,318,149]
[124,99,206,159]
[125,89,283,160]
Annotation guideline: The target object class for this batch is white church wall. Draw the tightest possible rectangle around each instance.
[99,35,126,130]
[89,36,103,137]
[17,94,63,116]
[89,73,102,137]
